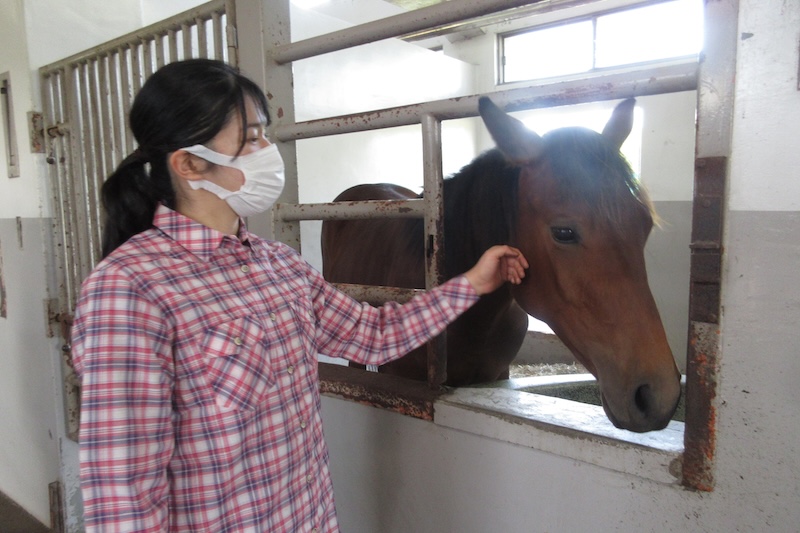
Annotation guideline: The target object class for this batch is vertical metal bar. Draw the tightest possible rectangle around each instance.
[109,50,125,167]
[682,0,739,492]
[155,33,166,69]
[225,0,237,66]
[182,23,193,59]
[197,17,208,58]
[85,56,106,265]
[120,47,135,154]
[142,38,154,78]
[212,12,223,59]
[421,113,447,387]
[131,43,143,98]
[168,28,179,62]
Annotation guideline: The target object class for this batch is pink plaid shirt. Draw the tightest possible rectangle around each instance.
[71,205,478,532]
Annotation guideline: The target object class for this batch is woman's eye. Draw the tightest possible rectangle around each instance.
[551,226,579,244]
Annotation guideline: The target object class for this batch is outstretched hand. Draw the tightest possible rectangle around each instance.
[463,245,529,296]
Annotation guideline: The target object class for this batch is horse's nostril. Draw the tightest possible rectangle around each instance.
[634,383,652,414]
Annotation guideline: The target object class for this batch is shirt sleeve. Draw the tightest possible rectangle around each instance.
[304,262,479,366]
[70,265,174,533]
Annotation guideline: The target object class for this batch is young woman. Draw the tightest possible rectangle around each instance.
[71,58,527,532]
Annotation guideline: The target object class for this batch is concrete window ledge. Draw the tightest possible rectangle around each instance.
[435,387,684,485]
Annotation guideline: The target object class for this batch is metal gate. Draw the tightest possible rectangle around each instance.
[40,0,237,440]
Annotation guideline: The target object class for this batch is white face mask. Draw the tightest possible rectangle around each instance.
[182,143,285,217]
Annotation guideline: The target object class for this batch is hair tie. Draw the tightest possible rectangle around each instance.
[131,147,149,163]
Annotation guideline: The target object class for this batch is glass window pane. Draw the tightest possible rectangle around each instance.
[596,0,703,68]
[503,21,593,82]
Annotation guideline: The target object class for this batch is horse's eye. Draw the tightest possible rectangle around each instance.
[551,226,579,244]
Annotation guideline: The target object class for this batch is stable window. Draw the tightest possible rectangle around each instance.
[0,73,20,178]
[501,0,703,84]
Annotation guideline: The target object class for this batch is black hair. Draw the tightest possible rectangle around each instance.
[100,58,270,257]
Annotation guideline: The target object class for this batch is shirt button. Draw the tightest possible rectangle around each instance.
[306,475,313,484]
[287,366,295,375]
[270,312,277,321]
[312,529,318,533]
[233,337,243,346]
[300,420,307,429]
[240,265,250,273]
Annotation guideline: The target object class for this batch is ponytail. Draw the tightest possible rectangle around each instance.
[100,150,174,258]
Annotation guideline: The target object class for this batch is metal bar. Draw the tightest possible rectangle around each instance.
[168,28,179,62]
[333,283,422,306]
[120,47,134,154]
[155,33,166,69]
[421,113,447,387]
[271,0,555,65]
[182,23,193,59]
[212,12,224,59]
[274,62,698,142]
[319,363,439,421]
[276,199,424,222]
[109,51,125,168]
[682,0,739,493]
[197,18,208,58]
[224,0,238,66]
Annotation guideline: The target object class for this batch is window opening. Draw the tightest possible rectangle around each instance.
[501,0,703,84]
[1,73,20,178]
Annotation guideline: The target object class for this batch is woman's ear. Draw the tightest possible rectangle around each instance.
[168,150,206,183]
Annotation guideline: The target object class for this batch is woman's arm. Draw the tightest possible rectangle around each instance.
[307,245,527,366]
[71,267,174,532]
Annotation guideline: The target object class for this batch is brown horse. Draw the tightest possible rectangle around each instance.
[321,97,681,432]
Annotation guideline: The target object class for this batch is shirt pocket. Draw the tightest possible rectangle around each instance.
[202,316,275,412]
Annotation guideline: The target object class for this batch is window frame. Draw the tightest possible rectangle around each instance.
[498,0,703,86]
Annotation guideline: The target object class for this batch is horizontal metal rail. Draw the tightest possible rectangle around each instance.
[275,199,424,221]
[274,61,698,142]
[333,283,423,305]
[271,0,546,65]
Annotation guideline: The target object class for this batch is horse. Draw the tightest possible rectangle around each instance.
[321,97,681,432]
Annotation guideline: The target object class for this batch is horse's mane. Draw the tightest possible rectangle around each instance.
[442,149,520,276]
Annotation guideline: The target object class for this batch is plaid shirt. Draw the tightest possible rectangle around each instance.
[71,205,478,532]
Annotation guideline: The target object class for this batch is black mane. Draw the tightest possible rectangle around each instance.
[442,148,520,276]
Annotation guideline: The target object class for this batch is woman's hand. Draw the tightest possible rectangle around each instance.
[464,245,529,296]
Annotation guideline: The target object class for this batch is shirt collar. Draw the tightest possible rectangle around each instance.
[153,204,251,261]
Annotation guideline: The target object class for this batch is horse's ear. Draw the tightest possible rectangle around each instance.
[602,98,636,150]
[479,96,543,164]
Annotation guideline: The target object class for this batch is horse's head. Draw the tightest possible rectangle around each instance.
[479,97,681,432]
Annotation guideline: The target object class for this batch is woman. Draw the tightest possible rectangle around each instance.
[71,58,527,532]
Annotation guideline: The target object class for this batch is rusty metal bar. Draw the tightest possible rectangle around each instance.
[682,0,739,492]
[421,113,447,387]
[333,283,422,306]
[319,363,440,420]
[274,62,697,142]
[276,199,424,222]
[270,0,583,65]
